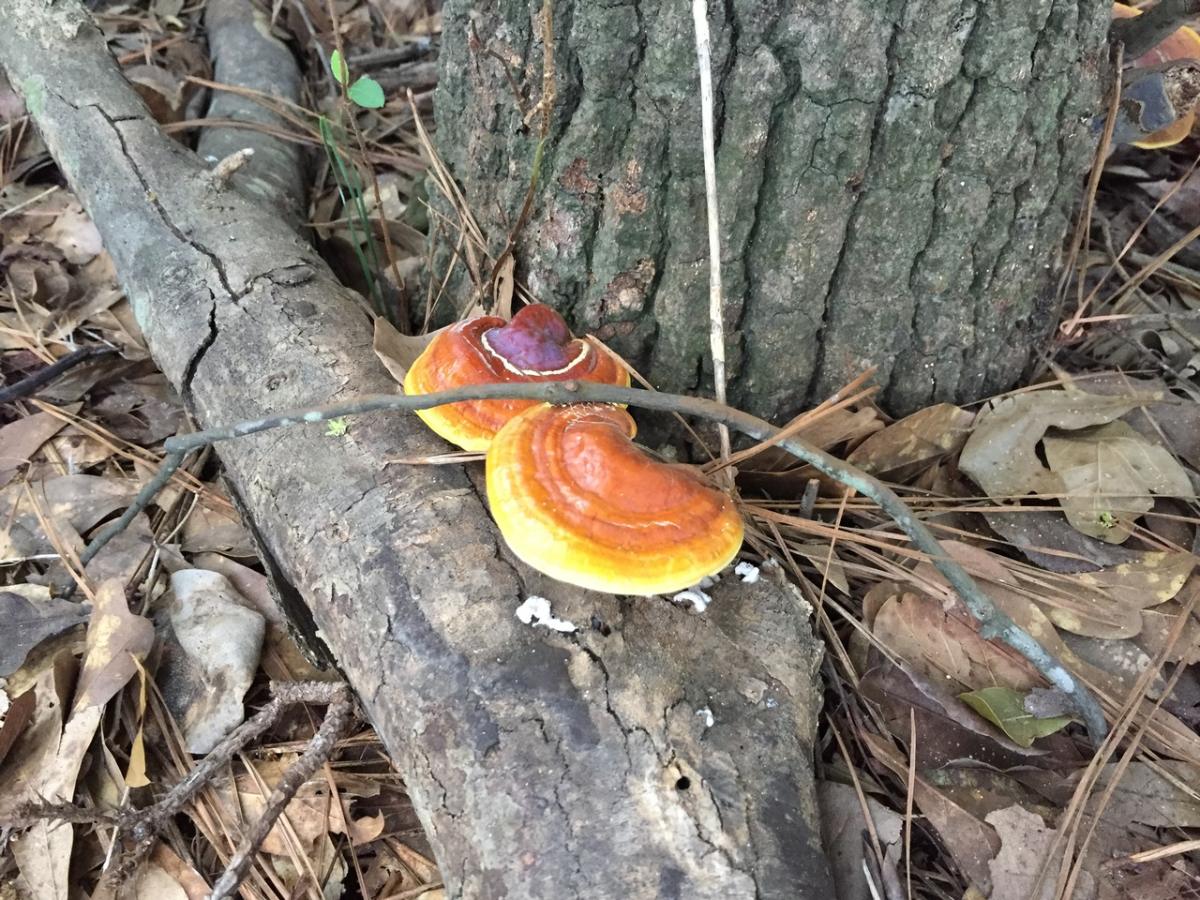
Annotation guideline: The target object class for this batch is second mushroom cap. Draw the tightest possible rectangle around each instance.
[486,402,745,596]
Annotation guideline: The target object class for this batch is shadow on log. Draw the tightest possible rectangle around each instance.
[0,0,832,896]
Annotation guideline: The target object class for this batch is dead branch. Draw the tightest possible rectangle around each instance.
[0,2,834,895]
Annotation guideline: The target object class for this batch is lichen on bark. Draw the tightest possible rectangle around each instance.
[433,0,1112,422]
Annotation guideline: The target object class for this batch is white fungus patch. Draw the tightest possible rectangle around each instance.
[735,561,760,584]
[696,707,715,729]
[515,595,577,633]
[672,588,712,613]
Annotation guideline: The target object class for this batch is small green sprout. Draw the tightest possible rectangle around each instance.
[325,418,349,437]
[329,50,385,109]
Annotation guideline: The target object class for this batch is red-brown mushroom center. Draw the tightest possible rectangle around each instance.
[481,304,589,374]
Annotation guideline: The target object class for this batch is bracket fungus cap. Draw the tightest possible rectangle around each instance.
[486,403,745,596]
[403,304,630,450]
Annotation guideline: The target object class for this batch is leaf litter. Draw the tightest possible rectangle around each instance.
[0,3,446,898]
[1,3,1199,900]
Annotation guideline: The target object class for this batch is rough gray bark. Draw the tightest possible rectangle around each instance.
[198,0,307,230]
[1,3,831,897]
[434,0,1113,421]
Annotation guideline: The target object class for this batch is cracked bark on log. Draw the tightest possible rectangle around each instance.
[434,0,1113,427]
[0,2,832,897]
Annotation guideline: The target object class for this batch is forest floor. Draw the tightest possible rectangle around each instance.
[1,2,1200,899]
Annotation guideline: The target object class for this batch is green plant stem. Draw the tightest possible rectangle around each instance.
[77,380,1109,745]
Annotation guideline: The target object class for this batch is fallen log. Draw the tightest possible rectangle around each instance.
[0,2,832,896]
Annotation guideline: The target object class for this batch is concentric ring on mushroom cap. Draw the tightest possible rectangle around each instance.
[486,403,745,596]
[403,305,630,451]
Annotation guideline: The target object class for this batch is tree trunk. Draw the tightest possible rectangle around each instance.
[433,0,1113,420]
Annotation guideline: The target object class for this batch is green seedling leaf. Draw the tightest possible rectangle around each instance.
[960,686,1074,747]
[325,418,349,437]
[347,76,385,109]
[330,49,348,85]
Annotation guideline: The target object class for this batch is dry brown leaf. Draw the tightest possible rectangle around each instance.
[161,569,264,753]
[83,511,154,586]
[0,474,137,561]
[0,588,88,676]
[492,254,515,317]
[373,315,443,385]
[859,659,1060,770]
[793,407,883,454]
[40,202,103,265]
[791,542,850,594]
[1043,420,1193,543]
[847,402,974,477]
[985,510,1147,573]
[0,687,35,769]
[41,428,118,475]
[1060,632,1164,700]
[916,549,1200,759]
[985,805,1082,900]
[872,588,1041,692]
[931,541,1144,641]
[8,658,103,900]
[215,758,331,854]
[911,544,1158,696]
[862,730,1001,892]
[74,579,154,710]
[1136,599,1200,664]
[3,250,72,305]
[131,862,190,900]
[124,64,186,125]
[818,781,903,900]
[1086,761,1200,828]
[180,489,255,556]
[0,652,74,818]
[961,389,1144,499]
[90,373,185,444]
[1073,552,1196,608]
[149,845,211,900]
[0,407,75,488]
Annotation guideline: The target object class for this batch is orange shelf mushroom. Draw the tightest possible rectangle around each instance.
[1112,3,1200,148]
[403,304,630,451]
[486,403,744,596]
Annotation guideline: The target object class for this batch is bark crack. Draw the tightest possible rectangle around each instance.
[89,102,242,303]
[805,3,909,405]
[183,297,219,397]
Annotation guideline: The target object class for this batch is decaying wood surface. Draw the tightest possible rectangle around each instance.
[0,2,832,896]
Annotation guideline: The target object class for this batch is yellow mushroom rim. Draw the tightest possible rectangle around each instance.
[486,403,745,596]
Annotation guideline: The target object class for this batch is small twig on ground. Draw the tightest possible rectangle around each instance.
[0,346,118,406]
[691,0,732,473]
[72,381,1109,744]
[1110,0,1200,59]
[209,683,354,900]
[4,682,352,891]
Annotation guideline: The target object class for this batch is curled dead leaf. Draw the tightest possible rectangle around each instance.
[75,579,154,710]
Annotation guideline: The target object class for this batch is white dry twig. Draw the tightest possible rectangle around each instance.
[691,0,732,472]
